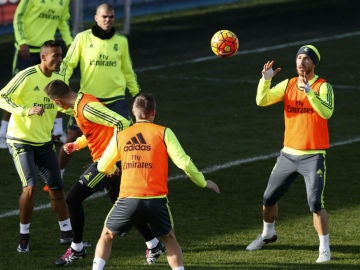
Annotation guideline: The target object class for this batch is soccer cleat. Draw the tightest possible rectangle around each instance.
[17,233,30,253]
[60,230,73,244]
[0,134,7,149]
[55,247,86,266]
[245,234,277,251]
[316,249,331,263]
[145,241,166,265]
[43,184,50,192]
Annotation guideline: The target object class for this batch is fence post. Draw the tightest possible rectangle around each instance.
[122,0,131,35]
[71,0,83,37]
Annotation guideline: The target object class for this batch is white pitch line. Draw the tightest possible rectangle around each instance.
[2,31,360,219]
[0,189,107,219]
[135,30,360,72]
[167,137,360,180]
[1,137,360,219]
[68,30,360,78]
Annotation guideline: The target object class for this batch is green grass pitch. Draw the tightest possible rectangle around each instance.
[0,0,360,269]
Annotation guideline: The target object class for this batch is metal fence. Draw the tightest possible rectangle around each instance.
[0,0,240,35]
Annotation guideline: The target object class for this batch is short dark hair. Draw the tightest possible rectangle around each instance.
[132,93,156,119]
[40,40,62,53]
[44,79,71,98]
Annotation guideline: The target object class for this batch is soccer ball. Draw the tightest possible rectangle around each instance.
[211,30,239,58]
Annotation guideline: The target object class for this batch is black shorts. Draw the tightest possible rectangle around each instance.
[105,197,173,237]
[78,162,120,191]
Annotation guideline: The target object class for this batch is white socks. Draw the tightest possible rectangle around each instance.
[145,237,159,249]
[262,221,276,238]
[318,234,330,251]
[92,258,106,270]
[71,242,84,252]
[20,223,30,234]
[173,267,185,270]
[59,218,72,231]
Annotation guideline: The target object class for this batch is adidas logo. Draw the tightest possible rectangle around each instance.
[124,133,151,151]
[84,172,92,180]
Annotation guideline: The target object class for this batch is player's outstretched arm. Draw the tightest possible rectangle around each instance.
[206,180,220,194]
[262,60,281,80]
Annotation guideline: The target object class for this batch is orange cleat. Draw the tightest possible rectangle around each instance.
[43,184,50,192]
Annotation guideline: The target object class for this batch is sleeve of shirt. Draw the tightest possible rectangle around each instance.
[121,37,140,97]
[59,33,82,83]
[0,76,29,116]
[306,82,334,119]
[57,0,73,46]
[97,131,120,174]
[256,78,288,106]
[164,128,207,188]
[83,101,130,132]
[74,134,88,150]
[13,0,29,46]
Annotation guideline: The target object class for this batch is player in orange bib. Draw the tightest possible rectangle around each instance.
[92,93,220,270]
[245,45,334,264]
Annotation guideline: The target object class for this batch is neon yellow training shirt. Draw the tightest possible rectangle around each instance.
[0,65,67,145]
[256,75,334,119]
[13,0,72,51]
[60,29,140,102]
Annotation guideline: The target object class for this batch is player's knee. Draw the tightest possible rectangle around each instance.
[49,189,65,201]
[23,186,35,201]
[308,200,321,213]
[65,192,73,205]
[162,229,176,241]
[103,227,116,240]
[66,189,81,206]
[263,194,277,206]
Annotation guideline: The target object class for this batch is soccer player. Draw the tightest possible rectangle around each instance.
[245,45,334,263]
[92,93,220,270]
[44,80,163,266]
[0,40,73,253]
[58,3,140,179]
[0,0,73,149]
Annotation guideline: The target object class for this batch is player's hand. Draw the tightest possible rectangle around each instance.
[298,71,311,93]
[28,106,44,116]
[106,166,121,177]
[262,60,281,80]
[19,44,30,61]
[63,142,79,154]
[206,180,220,194]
